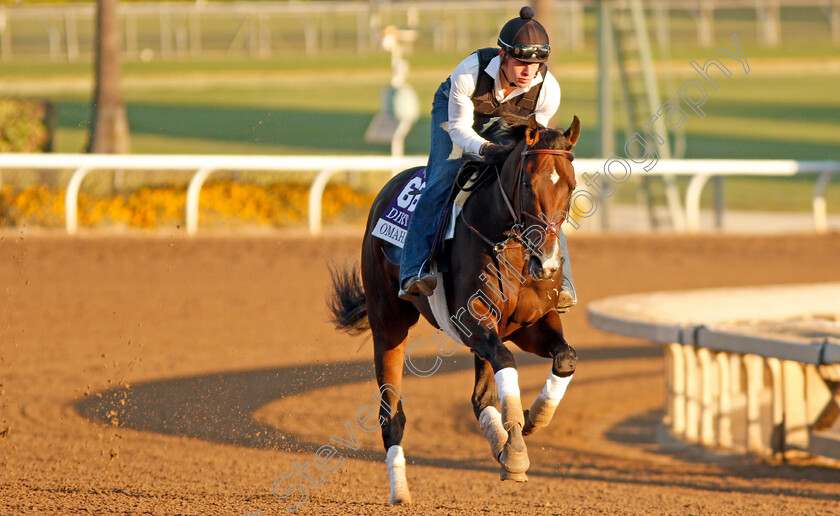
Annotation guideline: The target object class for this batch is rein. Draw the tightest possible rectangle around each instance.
[461,144,574,256]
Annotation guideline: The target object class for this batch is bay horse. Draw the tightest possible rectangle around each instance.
[329,115,580,504]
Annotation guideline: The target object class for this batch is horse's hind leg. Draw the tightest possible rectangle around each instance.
[373,336,411,504]
[369,301,418,504]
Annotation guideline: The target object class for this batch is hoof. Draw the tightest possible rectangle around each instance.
[390,492,412,505]
[522,409,537,436]
[500,468,529,482]
[499,424,529,474]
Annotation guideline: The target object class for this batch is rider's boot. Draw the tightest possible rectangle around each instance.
[398,272,438,302]
[555,288,577,314]
[556,232,577,314]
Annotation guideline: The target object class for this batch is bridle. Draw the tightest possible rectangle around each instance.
[462,143,575,257]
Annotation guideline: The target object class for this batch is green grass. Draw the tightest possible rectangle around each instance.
[31,67,840,160]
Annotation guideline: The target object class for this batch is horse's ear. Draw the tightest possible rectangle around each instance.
[563,115,581,147]
[525,114,541,146]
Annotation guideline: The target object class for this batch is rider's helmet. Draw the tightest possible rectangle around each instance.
[497,6,550,63]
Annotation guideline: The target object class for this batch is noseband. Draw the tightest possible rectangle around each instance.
[462,144,575,256]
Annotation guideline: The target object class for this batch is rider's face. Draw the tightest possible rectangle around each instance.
[501,55,541,89]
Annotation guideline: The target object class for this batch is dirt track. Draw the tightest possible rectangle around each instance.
[1,231,840,515]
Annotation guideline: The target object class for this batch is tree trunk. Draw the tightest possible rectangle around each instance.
[533,0,555,127]
[87,0,130,154]
[534,0,553,66]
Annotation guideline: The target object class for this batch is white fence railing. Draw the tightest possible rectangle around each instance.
[0,153,836,235]
[631,159,840,233]
[0,1,573,62]
[0,153,427,235]
[587,283,840,460]
[3,0,838,62]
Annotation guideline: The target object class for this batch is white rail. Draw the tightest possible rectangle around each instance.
[0,153,426,235]
[588,283,840,459]
[663,159,840,233]
[0,153,836,234]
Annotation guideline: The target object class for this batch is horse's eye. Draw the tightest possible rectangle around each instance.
[523,181,531,190]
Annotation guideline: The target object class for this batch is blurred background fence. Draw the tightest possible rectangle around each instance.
[2,0,839,63]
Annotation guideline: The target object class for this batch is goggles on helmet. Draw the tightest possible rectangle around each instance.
[499,38,551,62]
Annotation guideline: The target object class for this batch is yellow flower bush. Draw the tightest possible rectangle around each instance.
[0,181,376,230]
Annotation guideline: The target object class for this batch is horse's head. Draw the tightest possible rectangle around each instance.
[515,115,580,280]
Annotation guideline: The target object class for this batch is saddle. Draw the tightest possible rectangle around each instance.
[375,158,497,271]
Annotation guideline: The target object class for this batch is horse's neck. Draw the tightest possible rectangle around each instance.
[502,140,527,177]
[460,140,526,239]
[498,139,530,198]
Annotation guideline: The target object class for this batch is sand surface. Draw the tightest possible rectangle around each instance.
[2,231,839,515]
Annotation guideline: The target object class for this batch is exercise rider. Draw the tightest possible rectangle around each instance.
[398,6,577,313]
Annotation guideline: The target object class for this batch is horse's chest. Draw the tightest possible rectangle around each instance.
[507,285,552,325]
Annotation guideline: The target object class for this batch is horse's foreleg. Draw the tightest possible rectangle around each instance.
[464,321,529,481]
[374,337,411,505]
[494,365,529,481]
[523,336,576,436]
[511,313,577,437]
[522,367,574,436]
[472,355,507,461]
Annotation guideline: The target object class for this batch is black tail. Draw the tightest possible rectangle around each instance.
[328,261,369,335]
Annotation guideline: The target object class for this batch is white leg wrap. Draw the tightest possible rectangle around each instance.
[478,406,508,461]
[386,445,411,505]
[494,368,520,399]
[495,368,524,428]
[528,373,573,429]
[545,372,573,400]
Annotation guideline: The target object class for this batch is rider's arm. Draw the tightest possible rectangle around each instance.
[534,70,561,127]
[447,54,488,156]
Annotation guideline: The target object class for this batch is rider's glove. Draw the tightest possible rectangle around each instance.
[480,142,509,161]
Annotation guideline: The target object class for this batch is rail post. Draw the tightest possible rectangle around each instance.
[65,167,92,234]
[308,169,341,236]
[186,167,216,235]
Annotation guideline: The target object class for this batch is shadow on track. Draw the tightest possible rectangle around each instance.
[74,343,840,501]
[74,345,659,457]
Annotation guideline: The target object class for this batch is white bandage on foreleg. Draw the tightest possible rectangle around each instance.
[495,368,524,428]
[527,372,573,429]
[495,368,520,400]
[386,445,411,505]
[545,372,573,401]
[478,406,508,460]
